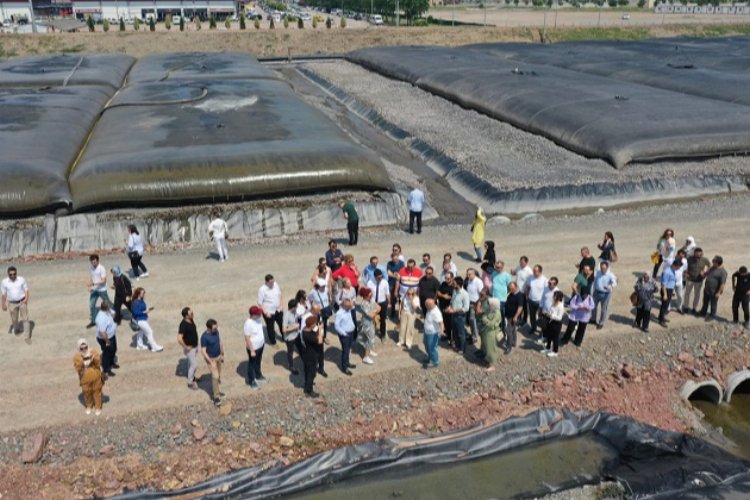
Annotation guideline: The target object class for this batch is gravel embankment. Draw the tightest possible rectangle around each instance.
[303,60,750,190]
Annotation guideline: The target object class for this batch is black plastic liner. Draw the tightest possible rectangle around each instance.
[69,79,391,210]
[125,52,283,84]
[347,43,750,168]
[0,85,114,215]
[466,37,750,106]
[110,408,750,499]
[0,54,135,90]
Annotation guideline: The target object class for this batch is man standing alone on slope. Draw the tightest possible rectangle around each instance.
[338,200,359,246]
[407,186,425,234]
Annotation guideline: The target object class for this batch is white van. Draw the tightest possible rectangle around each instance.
[370,14,383,25]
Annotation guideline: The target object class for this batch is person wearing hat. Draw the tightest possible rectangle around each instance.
[244,306,268,390]
[73,338,104,416]
[110,265,132,325]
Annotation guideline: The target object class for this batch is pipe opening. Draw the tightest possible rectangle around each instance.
[688,385,722,404]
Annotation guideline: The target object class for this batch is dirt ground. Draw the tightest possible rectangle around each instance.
[1,194,748,434]
[2,21,749,58]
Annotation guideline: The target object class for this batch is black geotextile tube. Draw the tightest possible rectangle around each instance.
[110,408,750,499]
[0,85,114,215]
[69,78,392,211]
[0,54,136,90]
[125,52,286,84]
[346,44,750,169]
[465,37,750,106]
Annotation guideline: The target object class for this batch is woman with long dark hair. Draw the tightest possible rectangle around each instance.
[131,287,163,352]
[126,225,148,280]
[597,231,616,266]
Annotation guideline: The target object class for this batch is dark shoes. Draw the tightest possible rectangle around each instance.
[187,382,198,390]
[343,369,353,376]
[214,398,222,407]
[86,322,96,329]
[305,391,320,398]
[290,369,299,376]
[318,369,328,378]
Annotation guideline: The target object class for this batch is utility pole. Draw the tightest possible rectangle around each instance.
[27,0,37,33]
[452,0,455,26]
[396,0,399,26]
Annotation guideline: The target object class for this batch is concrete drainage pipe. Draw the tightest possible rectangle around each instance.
[724,369,750,403]
[680,379,723,405]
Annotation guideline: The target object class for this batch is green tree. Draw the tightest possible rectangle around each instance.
[312,17,318,28]
[149,17,155,31]
[119,17,125,31]
[209,15,217,29]
[103,18,110,31]
[87,15,95,32]
[195,17,201,30]
[298,17,304,28]
[284,16,289,28]
[240,14,246,29]
[326,16,332,28]
[254,17,260,29]
[133,17,140,30]
[225,17,231,29]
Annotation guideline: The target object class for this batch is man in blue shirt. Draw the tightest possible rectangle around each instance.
[361,256,387,286]
[334,299,357,375]
[325,240,344,272]
[659,260,680,328]
[592,262,617,329]
[407,187,425,234]
[95,302,118,377]
[200,319,225,406]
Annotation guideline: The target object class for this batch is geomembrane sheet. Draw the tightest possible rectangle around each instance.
[125,52,282,84]
[347,41,750,168]
[69,79,391,210]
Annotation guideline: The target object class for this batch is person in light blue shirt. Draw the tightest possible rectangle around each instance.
[491,261,512,329]
[361,256,387,286]
[95,302,117,376]
[658,260,680,327]
[334,299,357,375]
[592,262,617,329]
[407,187,425,234]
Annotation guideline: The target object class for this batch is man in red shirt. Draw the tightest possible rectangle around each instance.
[397,259,423,304]
[332,255,361,291]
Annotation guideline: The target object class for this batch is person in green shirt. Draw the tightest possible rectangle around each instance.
[338,200,359,246]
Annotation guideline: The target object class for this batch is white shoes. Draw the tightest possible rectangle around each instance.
[86,409,92,415]
[547,351,559,358]
[370,351,379,357]
[136,345,149,351]
[95,410,102,416]
[151,345,164,352]
[363,356,374,365]
[141,272,149,278]
[541,348,550,354]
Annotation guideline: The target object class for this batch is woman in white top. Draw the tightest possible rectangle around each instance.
[336,278,358,332]
[398,287,420,348]
[542,291,565,357]
[244,306,267,389]
[127,225,148,280]
[281,299,300,376]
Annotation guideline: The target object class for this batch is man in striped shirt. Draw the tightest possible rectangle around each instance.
[397,259,423,302]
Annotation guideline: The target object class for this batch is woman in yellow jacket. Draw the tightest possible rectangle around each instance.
[73,338,104,416]
[471,206,487,263]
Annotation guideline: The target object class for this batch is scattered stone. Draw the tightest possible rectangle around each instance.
[705,350,715,358]
[214,435,225,445]
[171,423,183,435]
[218,402,232,417]
[105,480,121,491]
[536,425,551,434]
[191,419,201,428]
[98,445,115,457]
[621,365,634,379]
[21,433,46,464]
[678,352,694,364]
[232,421,241,430]
[192,428,206,442]
[351,399,361,410]
[247,442,262,453]
[279,436,294,448]
[267,428,284,437]
[521,213,543,222]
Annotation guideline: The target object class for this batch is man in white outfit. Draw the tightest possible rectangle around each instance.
[1,266,31,344]
[208,210,229,262]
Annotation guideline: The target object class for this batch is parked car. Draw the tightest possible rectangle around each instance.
[172,15,182,24]
[621,13,631,20]
[369,14,383,25]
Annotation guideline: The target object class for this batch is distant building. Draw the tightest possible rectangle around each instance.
[0,0,238,22]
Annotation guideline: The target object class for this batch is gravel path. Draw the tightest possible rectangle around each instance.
[303,60,750,190]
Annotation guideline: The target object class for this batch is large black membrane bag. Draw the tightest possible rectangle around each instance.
[0,85,113,215]
[69,79,391,210]
[125,52,283,84]
[0,54,135,90]
[466,38,750,106]
[347,45,750,168]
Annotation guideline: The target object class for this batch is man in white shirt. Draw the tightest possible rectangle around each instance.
[367,269,390,341]
[1,266,31,344]
[407,187,425,234]
[672,250,688,313]
[208,210,229,262]
[537,277,560,342]
[422,299,443,368]
[258,274,283,346]
[465,268,484,343]
[512,256,533,325]
[87,255,113,329]
[592,261,618,329]
[440,253,459,282]
[524,265,548,335]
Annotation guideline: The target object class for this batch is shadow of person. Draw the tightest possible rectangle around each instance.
[235,360,249,383]
[175,358,188,377]
[205,252,221,261]
[608,313,636,327]
[457,251,478,263]
[407,343,428,365]
[196,373,217,400]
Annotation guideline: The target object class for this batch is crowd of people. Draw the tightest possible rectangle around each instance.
[3,200,750,413]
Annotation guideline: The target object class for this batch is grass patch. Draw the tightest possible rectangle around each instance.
[61,43,86,54]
